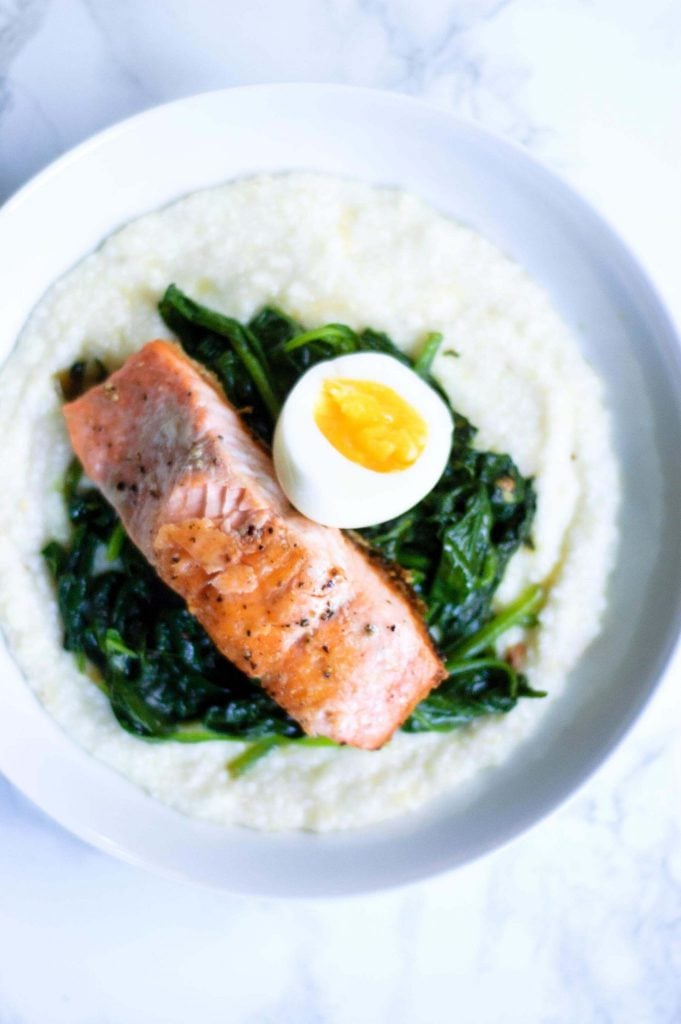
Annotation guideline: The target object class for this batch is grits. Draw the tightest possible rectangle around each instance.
[0,174,618,831]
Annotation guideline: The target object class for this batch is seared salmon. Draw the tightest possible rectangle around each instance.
[63,341,446,749]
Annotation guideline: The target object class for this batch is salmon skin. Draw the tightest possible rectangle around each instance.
[63,341,447,749]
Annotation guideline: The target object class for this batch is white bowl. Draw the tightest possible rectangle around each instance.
[1,85,680,896]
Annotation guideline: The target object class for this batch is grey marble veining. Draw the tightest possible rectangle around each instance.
[0,1,680,1022]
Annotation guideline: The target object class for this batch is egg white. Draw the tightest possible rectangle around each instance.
[272,352,453,528]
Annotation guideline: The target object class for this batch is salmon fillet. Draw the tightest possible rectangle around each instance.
[63,340,447,749]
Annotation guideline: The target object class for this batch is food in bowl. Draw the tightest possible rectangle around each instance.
[61,338,448,750]
[0,173,619,830]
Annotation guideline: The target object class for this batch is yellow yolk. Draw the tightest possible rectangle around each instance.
[314,378,428,473]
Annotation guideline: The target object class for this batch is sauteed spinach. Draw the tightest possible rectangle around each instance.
[44,286,543,773]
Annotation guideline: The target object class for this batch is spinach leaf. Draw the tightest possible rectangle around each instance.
[404,658,542,733]
[413,331,444,379]
[56,358,108,402]
[404,585,546,733]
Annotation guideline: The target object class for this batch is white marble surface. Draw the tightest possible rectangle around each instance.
[1,1,681,1021]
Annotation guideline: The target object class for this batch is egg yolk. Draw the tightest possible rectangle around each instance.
[314,378,428,473]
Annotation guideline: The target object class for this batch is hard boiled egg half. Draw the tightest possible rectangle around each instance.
[273,352,453,528]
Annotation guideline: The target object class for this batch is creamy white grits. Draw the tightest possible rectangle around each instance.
[0,174,618,831]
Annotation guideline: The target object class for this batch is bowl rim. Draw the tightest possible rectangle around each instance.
[1,82,681,897]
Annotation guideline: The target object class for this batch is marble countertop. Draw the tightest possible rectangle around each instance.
[1,1,680,1022]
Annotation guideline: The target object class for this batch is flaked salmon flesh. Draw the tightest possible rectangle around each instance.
[63,341,447,749]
